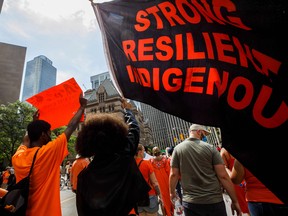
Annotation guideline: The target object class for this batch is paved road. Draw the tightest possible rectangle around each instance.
[60,188,165,216]
[60,188,77,216]
[60,189,241,216]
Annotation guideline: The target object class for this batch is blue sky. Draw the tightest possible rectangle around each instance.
[1,0,109,93]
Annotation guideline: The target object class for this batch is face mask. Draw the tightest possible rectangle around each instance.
[202,135,207,142]
[200,131,207,141]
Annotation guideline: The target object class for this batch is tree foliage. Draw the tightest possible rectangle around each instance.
[0,101,79,168]
[0,101,36,166]
[52,127,77,161]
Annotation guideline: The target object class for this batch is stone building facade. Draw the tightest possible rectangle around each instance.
[84,78,152,147]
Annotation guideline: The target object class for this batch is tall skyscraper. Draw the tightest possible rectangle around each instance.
[21,55,57,101]
[0,0,4,14]
[0,42,26,104]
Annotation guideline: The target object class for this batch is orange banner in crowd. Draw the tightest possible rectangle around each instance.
[26,78,83,130]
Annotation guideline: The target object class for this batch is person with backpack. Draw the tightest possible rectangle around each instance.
[12,94,87,216]
[134,144,162,216]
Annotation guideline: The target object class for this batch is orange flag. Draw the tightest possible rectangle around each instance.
[26,78,83,130]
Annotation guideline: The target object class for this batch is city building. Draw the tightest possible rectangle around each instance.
[90,72,111,89]
[84,78,152,146]
[0,0,3,13]
[21,55,57,101]
[140,103,222,150]
[0,42,26,104]
[140,103,192,150]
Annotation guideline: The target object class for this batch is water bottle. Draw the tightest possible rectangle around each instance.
[173,197,183,215]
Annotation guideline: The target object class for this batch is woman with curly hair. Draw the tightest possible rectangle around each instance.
[75,99,150,216]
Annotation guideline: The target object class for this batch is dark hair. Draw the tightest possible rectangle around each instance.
[76,113,128,158]
[27,120,51,143]
[135,144,144,156]
[167,146,174,155]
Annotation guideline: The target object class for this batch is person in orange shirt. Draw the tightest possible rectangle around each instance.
[70,155,90,193]
[150,146,174,216]
[135,144,162,216]
[220,148,250,215]
[12,94,87,216]
[231,159,288,216]
[0,167,10,189]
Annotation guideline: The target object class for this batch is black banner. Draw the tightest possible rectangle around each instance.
[92,0,288,203]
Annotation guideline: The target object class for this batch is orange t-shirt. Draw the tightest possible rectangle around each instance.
[135,157,156,196]
[12,133,68,216]
[2,170,10,184]
[70,158,90,191]
[245,168,283,204]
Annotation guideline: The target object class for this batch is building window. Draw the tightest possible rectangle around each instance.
[99,93,105,103]
[108,104,114,111]
[100,107,105,113]
[90,108,97,113]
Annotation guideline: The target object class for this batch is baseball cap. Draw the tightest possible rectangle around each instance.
[189,124,211,136]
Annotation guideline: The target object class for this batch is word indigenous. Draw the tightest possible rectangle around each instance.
[119,0,287,129]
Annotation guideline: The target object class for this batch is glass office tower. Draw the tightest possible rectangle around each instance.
[21,55,56,101]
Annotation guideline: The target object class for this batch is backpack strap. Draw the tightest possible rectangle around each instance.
[137,159,151,186]
[28,148,40,177]
[137,159,144,168]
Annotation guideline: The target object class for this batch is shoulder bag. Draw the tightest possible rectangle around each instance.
[0,148,40,216]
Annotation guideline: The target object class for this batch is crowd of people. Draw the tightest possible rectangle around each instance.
[1,94,288,216]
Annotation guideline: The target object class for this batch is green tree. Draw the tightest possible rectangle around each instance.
[0,101,79,168]
[0,101,36,166]
[52,127,77,162]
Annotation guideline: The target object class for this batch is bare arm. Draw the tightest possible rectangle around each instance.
[64,94,87,140]
[149,172,161,196]
[169,167,180,202]
[220,148,232,176]
[220,148,231,168]
[230,159,245,185]
[214,164,242,216]
[149,171,163,205]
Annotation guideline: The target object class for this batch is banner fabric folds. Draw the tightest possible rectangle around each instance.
[92,0,288,203]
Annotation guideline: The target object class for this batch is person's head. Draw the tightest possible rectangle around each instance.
[136,144,145,158]
[152,146,161,157]
[167,146,174,156]
[27,120,51,147]
[189,124,210,140]
[76,113,129,158]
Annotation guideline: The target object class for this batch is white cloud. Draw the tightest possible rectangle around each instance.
[1,0,109,91]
